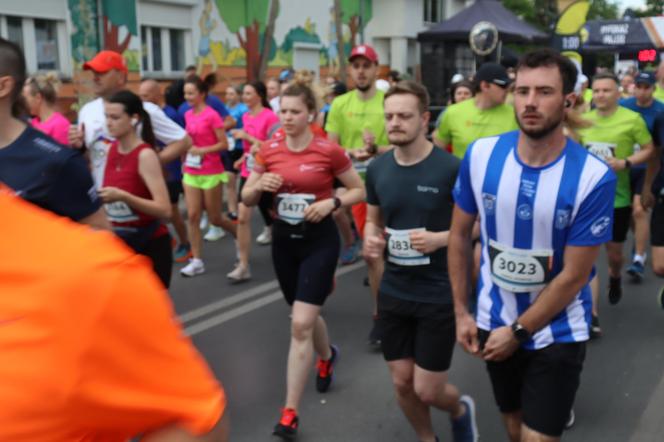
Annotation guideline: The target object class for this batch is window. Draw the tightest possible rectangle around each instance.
[0,15,69,75]
[141,26,149,71]
[35,19,59,70]
[169,29,185,71]
[424,0,444,23]
[151,27,162,71]
[141,25,189,74]
[6,16,23,49]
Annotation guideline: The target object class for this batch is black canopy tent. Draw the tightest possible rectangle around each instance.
[581,18,664,52]
[417,0,548,105]
[418,0,548,43]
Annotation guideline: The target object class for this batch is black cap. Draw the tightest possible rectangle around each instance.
[475,62,511,88]
[332,82,348,96]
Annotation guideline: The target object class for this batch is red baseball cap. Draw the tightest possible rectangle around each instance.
[83,50,128,74]
[349,44,379,64]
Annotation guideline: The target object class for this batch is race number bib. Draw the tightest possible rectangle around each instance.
[104,201,139,223]
[585,142,616,161]
[246,154,256,172]
[386,227,430,266]
[185,153,203,169]
[488,240,553,292]
[276,193,316,225]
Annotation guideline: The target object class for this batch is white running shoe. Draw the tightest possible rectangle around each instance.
[227,264,251,283]
[181,258,205,277]
[199,213,209,230]
[256,227,272,245]
[204,226,225,241]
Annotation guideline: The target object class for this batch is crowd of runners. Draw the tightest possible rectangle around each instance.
[2,32,664,442]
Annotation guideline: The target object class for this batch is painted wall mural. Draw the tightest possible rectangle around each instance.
[193,0,374,79]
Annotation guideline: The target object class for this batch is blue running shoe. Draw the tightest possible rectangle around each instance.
[339,243,359,265]
[173,243,192,263]
[627,261,645,283]
[451,395,478,442]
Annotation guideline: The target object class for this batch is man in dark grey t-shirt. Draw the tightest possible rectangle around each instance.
[363,81,478,442]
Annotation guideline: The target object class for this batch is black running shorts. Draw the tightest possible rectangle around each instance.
[271,217,340,306]
[630,167,645,196]
[612,206,632,243]
[479,329,586,437]
[651,197,664,246]
[167,180,183,205]
[377,294,456,372]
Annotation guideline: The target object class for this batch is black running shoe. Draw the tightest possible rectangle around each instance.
[368,318,382,348]
[608,277,622,305]
[316,345,338,393]
[590,315,602,339]
[273,408,298,440]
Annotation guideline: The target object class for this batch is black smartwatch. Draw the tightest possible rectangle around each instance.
[333,197,342,210]
[624,158,632,169]
[511,321,531,344]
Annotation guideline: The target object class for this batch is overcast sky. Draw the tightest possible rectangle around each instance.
[617,0,647,12]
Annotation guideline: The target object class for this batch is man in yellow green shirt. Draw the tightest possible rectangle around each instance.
[578,73,653,324]
[325,44,388,347]
[433,62,518,158]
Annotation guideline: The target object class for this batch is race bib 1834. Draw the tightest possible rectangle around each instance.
[276,193,316,225]
[488,240,553,293]
[386,227,430,266]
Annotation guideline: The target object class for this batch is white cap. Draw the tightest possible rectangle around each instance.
[375,78,390,92]
[451,73,464,84]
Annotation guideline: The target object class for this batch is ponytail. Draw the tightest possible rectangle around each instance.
[139,108,157,148]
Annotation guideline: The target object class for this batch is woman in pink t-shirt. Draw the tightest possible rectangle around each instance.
[180,76,237,278]
[23,73,70,145]
[228,81,279,282]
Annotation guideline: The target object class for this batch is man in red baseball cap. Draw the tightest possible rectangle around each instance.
[68,50,191,189]
[325,43,390,348]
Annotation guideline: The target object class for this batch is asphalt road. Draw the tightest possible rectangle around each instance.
[167,220,664,442]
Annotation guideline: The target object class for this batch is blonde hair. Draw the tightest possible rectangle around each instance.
[291,69,324,112]
[25,72,60,105]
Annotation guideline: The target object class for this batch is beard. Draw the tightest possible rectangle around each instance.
[356,82,372,92]
[517,108,564,140]
[388,131,418,146]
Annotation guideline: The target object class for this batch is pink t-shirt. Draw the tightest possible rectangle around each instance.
[183,105,225,176]
[241,108,279,178]
[31,112,70,146]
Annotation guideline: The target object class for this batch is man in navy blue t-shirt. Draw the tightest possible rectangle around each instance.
[619,71,664,280]
[0,37,107,229]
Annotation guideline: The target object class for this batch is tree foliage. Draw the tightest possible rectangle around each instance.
[630,0,664,17]
[503,0,619,30]
[214,0,270,33]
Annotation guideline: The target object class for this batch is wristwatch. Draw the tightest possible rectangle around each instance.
[333,197,342,210]
[511,321,531,344]
[624,158,632,169]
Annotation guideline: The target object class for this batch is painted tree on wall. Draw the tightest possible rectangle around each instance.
[100,0,137,54]
[340,0,372,47]
[68,0,99,63]
[215,0,278,81]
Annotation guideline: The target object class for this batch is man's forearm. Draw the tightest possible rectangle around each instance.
[448,230,473,315]
[159,137,191,164]
[517,270,591,334]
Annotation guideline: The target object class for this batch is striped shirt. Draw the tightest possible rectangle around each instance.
[453,131,617,349]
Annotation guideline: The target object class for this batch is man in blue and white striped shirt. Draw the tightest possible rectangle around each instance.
[448,49,617,441]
